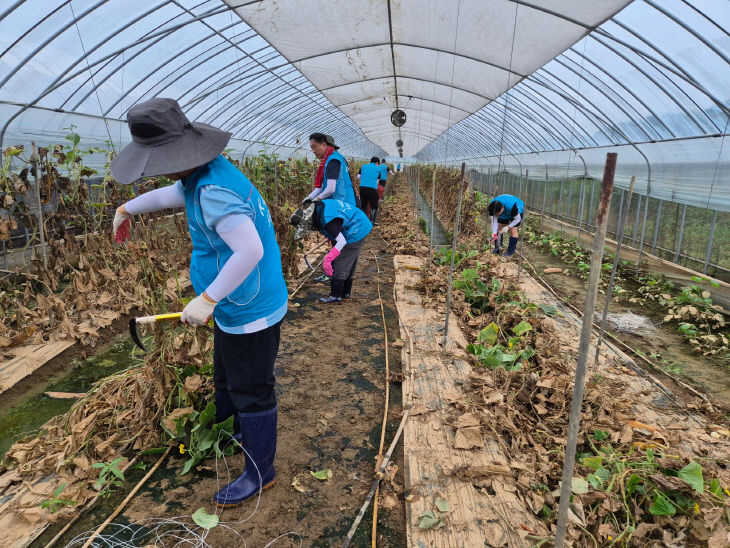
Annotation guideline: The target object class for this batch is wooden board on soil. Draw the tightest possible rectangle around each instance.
[393,254,543,547]
[0,340,75,395]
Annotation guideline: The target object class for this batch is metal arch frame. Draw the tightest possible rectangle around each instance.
[562,46,675,138]
[94,24,256,114]
[64,19,254,111]
[551,55,661,141]
[334,96,472,117]
[1,1,71,60]
[319,75,494,103]
[0,1,378,151]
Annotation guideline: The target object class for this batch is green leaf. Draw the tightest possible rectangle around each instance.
[192,507,219,530]
[192,402,217,433]
[539,304,558,317]
[581,456,603,471]
[627,474,645,495]
[709,478,723,497]
[678,461,704,494]
[477,323,499,345]
[649,492,676,516]
[512,321,532,336]
[570,477,589,494]
[138,446,167,456]
[435,498,450,513]
[310,469,333,480]
[593,430,609,441]
[181,457,196,476]
[418,510,444,530]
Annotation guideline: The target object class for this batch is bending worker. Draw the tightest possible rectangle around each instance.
[357,156,381,222]
[290,198,372,303]
[110,98,287,508]
[304,133,357,207]
[488,193,525,257]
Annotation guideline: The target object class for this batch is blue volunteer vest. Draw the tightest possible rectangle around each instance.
[324,151,357,206]
[359,162,380,189]
[318,199,372,244]
[492,194,525,222]
[181,155,288,330]
[379,164,388,183]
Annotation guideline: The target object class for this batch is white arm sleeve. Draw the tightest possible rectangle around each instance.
[306,187,323,201]
[491,216,499,235]
[124,183,185,215]
[316,178,337,199]
[204,216,264,302]
[334,232,347,251]
[508,213,522,228]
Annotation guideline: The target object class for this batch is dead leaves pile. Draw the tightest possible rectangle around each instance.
[2,327,212,511]
[418,250,730,546]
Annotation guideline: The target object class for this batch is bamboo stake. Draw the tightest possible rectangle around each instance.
[555,153,616,548]
[443,163,466,346]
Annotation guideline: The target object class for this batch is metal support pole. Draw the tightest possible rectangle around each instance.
[443,163,466,347]
[567,177,573,222]
[704,209,718,275]
[674,203,687,263]
[539,171,548,232]
[577,176,585,242]
[594,176,635,368]
[30,142,47,269]
[588,178,595,230]
[273,159,279,205]
[555,153,617,548]
[632,194,641,247]
[652,199,662,254]
[429,165,436,262]
[557,179,564,237]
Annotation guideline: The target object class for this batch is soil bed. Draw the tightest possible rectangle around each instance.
[519,237,730,407]
[35,230,407,548]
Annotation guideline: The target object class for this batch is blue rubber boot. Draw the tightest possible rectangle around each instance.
[503,236,518,257]
[214,406,277,507]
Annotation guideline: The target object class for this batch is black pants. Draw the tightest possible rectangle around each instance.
[213,320,282,419]
[359,187,379,214]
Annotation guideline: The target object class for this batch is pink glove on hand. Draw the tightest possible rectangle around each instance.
[322,247,341,277]
[113,209,131,243]
[492,233,498,242]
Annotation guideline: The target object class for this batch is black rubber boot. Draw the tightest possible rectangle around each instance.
[214,406,277,507]
[503,236,519,257]
[318,279,344,303]
[343,276,353,300]
[371,208,378,225]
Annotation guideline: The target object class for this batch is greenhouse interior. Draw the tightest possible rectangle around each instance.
[0,1,729,547]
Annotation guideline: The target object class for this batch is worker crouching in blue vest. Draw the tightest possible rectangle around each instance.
[110,98,287,508]
[290,199,372,302]
[488,194,525,257]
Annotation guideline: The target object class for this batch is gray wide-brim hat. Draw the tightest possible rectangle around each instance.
[111,98,232,184]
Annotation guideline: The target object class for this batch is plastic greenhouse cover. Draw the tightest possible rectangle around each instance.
[228,0,632,156]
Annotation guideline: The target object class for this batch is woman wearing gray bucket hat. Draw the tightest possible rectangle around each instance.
[110,98,287,508]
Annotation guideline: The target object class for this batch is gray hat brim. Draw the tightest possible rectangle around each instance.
[111,122,231,184]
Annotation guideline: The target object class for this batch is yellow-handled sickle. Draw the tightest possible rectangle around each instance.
[129,312,181,351]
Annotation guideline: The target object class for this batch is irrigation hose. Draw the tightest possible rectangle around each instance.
[370,253,390,548]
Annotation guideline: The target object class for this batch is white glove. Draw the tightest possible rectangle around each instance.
[499,226,509,234]
[181,293,217,325]
[112,208,131,242]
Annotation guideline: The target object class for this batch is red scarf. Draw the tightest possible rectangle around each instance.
[314,146,335,188]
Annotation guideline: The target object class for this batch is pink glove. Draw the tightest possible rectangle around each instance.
[113,210,131,243]
[492,233,498,242]
[322,247,341,277]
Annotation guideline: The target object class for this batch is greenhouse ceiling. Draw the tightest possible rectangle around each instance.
[0,0,728,169]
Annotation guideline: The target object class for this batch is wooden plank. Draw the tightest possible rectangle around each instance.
[0,340,75,395]
[393,255,543,547]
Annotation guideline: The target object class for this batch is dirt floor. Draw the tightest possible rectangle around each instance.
[518,238,730,408]
[34,230,407,547]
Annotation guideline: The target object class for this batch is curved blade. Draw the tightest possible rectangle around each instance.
[129,318,146,351]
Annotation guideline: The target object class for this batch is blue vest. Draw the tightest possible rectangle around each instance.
[181,156,288,331]
[379,164,388,182]
[492,194,525,222]
[325,151,357,206]
[359,162,380,189]
[318,199,372,244]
